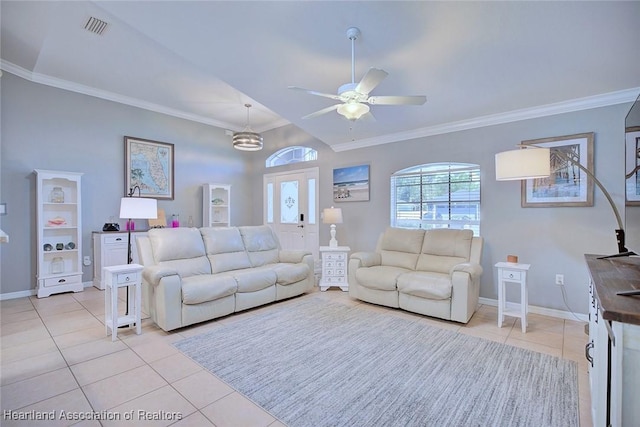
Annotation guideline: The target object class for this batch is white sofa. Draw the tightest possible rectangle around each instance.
[348,227,483,323]
[136,225,314,331]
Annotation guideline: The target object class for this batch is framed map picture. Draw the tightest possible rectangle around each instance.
[124,136,174,200]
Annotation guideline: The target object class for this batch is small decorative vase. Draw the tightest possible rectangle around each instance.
[50,187,65,203]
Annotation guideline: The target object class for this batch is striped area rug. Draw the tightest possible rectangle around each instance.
[174,297,578,427]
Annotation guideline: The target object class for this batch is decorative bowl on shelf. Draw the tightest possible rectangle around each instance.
[212,198,225,205]
[47,216,67,227]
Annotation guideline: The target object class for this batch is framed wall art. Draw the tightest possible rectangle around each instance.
[625,126,640,206]
[521,133,594,207]
[124,136,174,200]
[333,164,370,202]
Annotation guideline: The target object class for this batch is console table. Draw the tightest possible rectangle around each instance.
[585,255,640,427]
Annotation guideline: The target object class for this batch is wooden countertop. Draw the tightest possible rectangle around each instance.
[585,254,640,325]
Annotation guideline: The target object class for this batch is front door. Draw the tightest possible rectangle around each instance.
[264,167,319,260]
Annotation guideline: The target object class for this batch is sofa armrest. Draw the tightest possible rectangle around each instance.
[450,262,483,278]
[143,265,179,288]
[279,250,312,264]
[350,252,381,267]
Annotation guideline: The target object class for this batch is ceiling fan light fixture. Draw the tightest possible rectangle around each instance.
[233,104,263,151]
[337,102,369,121]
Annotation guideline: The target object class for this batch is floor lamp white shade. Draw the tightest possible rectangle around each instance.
[323,207,343,248]
[495,147,550,181]
[119,197,158,220]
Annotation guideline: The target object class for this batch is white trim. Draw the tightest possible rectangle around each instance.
[0,281,95,300]
[2,60,636,152]
[333,87,640,152]
[0,60,288,133]
[479,297,588,322]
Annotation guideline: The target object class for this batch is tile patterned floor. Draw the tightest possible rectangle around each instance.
[1,286,591,426]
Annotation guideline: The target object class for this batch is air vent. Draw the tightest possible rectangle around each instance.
[84,16,108,35]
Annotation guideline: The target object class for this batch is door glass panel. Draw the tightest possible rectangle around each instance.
[308,178,316,224]
[266,182,274,223]
[280,180,299,224]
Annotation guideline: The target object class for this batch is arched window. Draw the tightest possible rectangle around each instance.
[266,146,318,168]
[390,162,481,235]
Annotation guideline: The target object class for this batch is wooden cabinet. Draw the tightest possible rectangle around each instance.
[34,169,84,298]
[92,231,146,290]
[585,255,640,426]
[203,184,230,227]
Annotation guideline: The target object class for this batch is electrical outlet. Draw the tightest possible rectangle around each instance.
[83,256,92,266]
[555,274,564,286]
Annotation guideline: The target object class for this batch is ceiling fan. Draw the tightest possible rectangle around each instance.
[288,27,427,121]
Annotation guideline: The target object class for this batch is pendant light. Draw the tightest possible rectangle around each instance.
[233,103,263,151]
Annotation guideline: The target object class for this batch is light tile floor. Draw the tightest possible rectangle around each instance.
[1,286,591,426]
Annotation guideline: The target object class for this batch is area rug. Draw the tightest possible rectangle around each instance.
[174,297,578,427]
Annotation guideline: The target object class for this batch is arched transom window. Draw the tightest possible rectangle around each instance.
[266,146,318,168]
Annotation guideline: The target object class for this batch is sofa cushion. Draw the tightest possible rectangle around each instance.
[397,271,452,300]
[379,227,425,270]
[181,274,237,305]
[271,263,310,285]
[232,267,277,293]
[355,265,411,291]
[149,227,207,262]
[200,227,252,273]
[239,225,280,267]
[416,229,473,274]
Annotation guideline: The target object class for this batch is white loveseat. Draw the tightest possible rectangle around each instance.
[136,225,314,331]
[348,227,483,323]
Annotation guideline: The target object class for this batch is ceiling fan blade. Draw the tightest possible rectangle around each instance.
[367,95,427,105]
[355,68,388,95]
[288,86,342,101]
[302,104,340,119]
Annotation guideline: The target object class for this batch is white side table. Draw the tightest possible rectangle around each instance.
[495,262,531,333]
[319,246,350,291]
[103,263,143,341]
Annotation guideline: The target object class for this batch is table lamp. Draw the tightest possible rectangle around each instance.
[323,206,343,248]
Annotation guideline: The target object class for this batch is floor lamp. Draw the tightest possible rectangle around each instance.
[119,186,157,315]
[495,146,639,296]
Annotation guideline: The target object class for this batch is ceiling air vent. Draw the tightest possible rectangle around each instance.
[84,16,108,35]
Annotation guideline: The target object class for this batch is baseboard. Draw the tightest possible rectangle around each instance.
[0,281,96,300]
[478,297,588,322]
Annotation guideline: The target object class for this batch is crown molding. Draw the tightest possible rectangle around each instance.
[332,87,640,152]
[2,60,636,146]
[0,60,288,133]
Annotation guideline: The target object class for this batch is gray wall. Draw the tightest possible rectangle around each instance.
[1,72,254,294]
[250,104,629,315]
[1,71,632,316]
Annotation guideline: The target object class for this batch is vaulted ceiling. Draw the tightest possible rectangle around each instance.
[2,1,639,151]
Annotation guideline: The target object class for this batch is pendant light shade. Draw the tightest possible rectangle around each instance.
[233,104,263,151]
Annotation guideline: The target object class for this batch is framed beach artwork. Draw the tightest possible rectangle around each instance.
[124,136,175,200]
[521,133,594,208]
[333,164,370,202]
[625,126,640,206]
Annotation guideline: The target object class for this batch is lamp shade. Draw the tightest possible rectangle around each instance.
[232,131,263,151]
[337,102,370,121]
[495,147,551,181]
[323,207,343,224]
[119,197,158,219]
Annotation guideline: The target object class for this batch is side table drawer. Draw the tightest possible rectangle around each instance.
[502,270,522,281]
[325,253,346,261]
[117,272,139,284]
